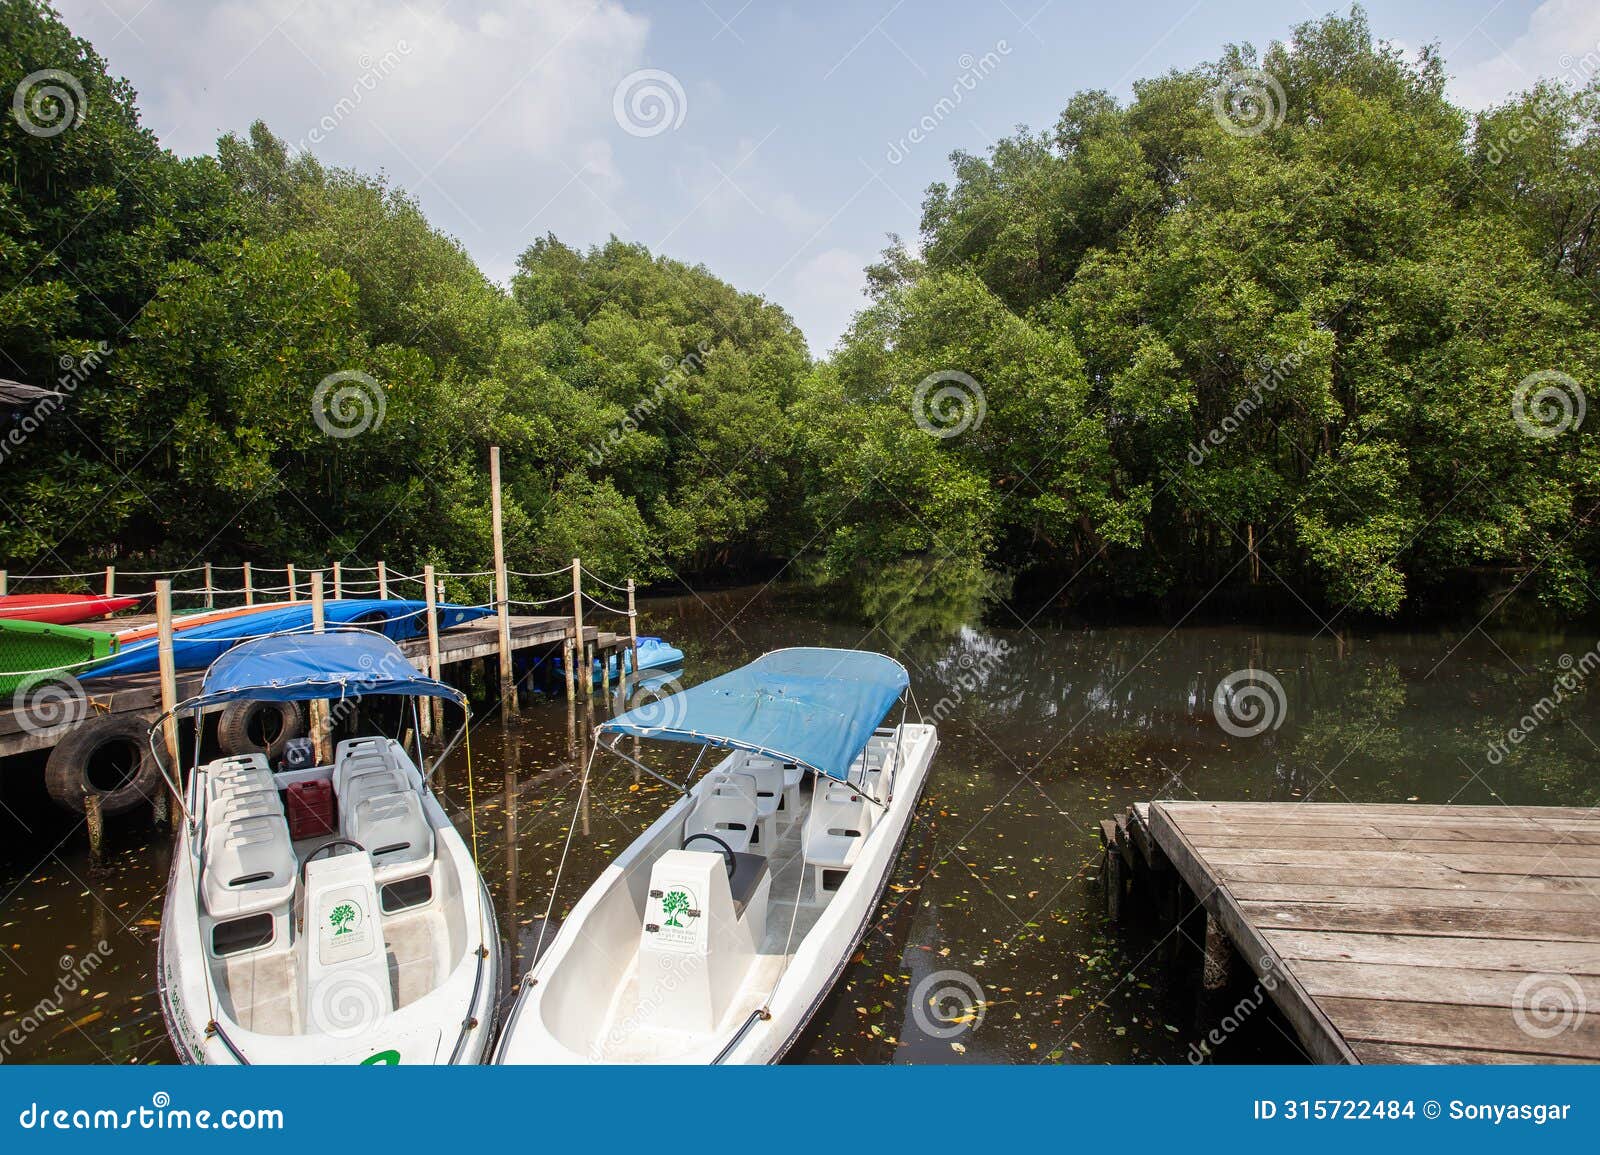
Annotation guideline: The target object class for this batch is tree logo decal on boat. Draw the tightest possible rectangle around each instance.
[661,889,692,928]
[330,902,360,936]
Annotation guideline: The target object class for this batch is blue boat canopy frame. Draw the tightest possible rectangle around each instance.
[179,629,466,710]
[598,647,910,783]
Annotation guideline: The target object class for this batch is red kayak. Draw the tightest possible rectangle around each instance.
[0,593,141,624]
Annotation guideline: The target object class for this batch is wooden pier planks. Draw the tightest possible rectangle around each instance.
[1146,800,1600,1065]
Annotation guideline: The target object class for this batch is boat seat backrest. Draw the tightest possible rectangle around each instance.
[347,792,434,883]
[339,768,408,832]
[685,784,758,853]
[804,779,873,875]
[201,811,296,920]
[332,738,421,797]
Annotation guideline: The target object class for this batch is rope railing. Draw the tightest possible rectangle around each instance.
[578,565,632,593]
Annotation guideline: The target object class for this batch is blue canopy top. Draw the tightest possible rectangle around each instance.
[598,647,909,781]
[183,629,464,708]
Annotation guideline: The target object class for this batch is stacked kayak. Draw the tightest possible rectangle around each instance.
[0,593,140,624]
[79,599,491,681]
[0,620,118,694]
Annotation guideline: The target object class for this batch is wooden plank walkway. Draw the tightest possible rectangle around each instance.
[1131,800,1600,1064]
[0,614,615,759]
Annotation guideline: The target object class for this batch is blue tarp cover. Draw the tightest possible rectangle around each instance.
[599,647,908,781]
[184,630,463,707]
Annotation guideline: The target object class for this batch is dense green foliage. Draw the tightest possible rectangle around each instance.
[4,2,1600,622]
[802,10,1600,619]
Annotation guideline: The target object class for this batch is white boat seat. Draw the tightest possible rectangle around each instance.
[332,738,421,796]
[804,779,873,901]
[738,759,795,825]
[684,781,757,854]
[202,812,296,919]
[340,767,409,824]
[347,792,434,882]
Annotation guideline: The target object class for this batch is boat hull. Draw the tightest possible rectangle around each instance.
[493,722,938,1064]
[158,778,500,1065]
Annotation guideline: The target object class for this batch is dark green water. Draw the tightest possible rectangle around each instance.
[2,584,1596,1064]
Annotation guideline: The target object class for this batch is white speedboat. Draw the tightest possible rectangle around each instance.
[494,646,937,1064]
[154,630,499,1064]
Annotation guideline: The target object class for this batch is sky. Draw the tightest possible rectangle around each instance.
[52,0,1600,357]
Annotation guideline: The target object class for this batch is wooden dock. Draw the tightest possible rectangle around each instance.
[0,614,629,760]
[1103,800,1600,1064]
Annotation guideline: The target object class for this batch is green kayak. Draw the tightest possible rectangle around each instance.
[0,618,118,695]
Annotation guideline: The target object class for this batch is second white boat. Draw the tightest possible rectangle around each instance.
[494,646,937,1064]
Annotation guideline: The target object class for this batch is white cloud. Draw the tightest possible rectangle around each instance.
[787,247,869,358]
[1450,0,1600,110]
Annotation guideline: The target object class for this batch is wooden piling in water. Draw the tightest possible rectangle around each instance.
[155,580,181,833]
[489,447,516,714]
[309,572,331,764]
[562,636,576,702]
[571,558,588,699]
[627,578,639,695]
[84,790,105,872]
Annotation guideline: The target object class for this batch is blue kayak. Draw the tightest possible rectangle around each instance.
[79,599,491,680]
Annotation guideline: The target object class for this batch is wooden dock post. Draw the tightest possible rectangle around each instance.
[571,558,589,698]
[286,563,298,602]
[155,580,181,832]
[0,569,7,596]
[203,562,214,609]
[84,790,105,873]
[423,563,442,739]
[562,636,576,702]
[489,446,516,713]
[1201,913,1232,991]
[332,561,343,600]
[626,578,639,693]
[242,562,254,606]
[309,572,331,763]
[103,565,114,598]
[377,560,388,600]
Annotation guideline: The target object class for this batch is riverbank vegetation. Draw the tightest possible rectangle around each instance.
[3,3,1598,624]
